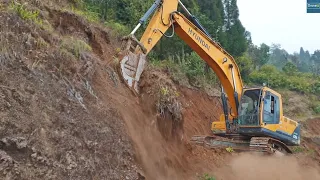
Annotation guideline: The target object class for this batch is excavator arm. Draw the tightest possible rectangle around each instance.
[119,0,243,118]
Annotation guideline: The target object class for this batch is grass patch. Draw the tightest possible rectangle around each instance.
[199,174,216,180]
[104,21,130,37]
[40,19,54,33]
[307,149,316,157]
[292,146,305,153]
[60,36,92,59]
[9,1,54,32]
[156,85,182,122]
[62,4,100,23]
[0,2,5,11]
[313,104,320,114]
[226,147,234,153]
[36,37,49,49]
[149,59,190,87]
[63,1,129,37]
[292,146,316,157]
[60,48,76,61]
[9,1,42,24]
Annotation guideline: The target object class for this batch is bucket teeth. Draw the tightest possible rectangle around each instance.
[118,35,147,95]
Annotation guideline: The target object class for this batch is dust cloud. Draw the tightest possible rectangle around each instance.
[215,153,320,180]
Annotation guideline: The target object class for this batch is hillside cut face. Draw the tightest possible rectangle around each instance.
[0,3,141,179]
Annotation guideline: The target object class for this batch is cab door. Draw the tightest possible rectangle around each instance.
[262,91,280,125]
[238,89,262,126]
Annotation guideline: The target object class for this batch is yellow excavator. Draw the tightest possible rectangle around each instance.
[118,0,301,154]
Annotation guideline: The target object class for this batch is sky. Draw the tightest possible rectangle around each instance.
[237,0,320,54]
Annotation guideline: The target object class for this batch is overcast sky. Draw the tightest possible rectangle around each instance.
[237,0,320,54]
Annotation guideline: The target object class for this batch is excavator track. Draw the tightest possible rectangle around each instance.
[249,137,272,153]
[250,137,292,155]
[190,135,251,151]
[190,135,292,155]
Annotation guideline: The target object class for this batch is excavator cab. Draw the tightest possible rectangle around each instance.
[209,87,300,153]
[238,87,301,146]
[237,87,282,127]
[212,87,301,147]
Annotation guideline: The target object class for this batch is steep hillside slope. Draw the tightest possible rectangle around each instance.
[0,1,141,179]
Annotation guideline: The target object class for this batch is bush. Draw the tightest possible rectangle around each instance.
[250,64,319,95]
[184,52,206,78]
[311,82,320,94]
[69,5,100,23]
[9,2,54,32]
[104,21,130,37]
[313,104,320,114]
[282,62,299,75]
[292,146,305,153]
[60,37,92,59]
[149,52,219,88]
[236,53,254,82]
[200,174,216,180]
[10,2,42,25]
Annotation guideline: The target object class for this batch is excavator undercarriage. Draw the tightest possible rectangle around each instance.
[190,134,293,155]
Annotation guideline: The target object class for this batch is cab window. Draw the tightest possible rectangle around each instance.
[238,89,261,126]
[263,92,280,124]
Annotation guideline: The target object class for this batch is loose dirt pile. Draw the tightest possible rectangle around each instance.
[1,0,320,180]
[214,153,320,180]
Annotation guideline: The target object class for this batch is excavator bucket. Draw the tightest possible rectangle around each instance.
[118,35,147,95]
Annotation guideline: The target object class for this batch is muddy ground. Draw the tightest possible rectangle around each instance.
[0,0,320,180]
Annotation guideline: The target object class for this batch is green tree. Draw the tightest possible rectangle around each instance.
[236,52,254,82]
[196,0,226,44]
[268,43,289,70]
[244,30,252,45]
[283,62,298,76]
[310,50,320,75]
[224,0,248,57]
[305,50,311,60]
[299,47,305,60]
[248,43,270,69]
[224,0,239,30]
[311,50,320,64]
[259,43,270,66]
